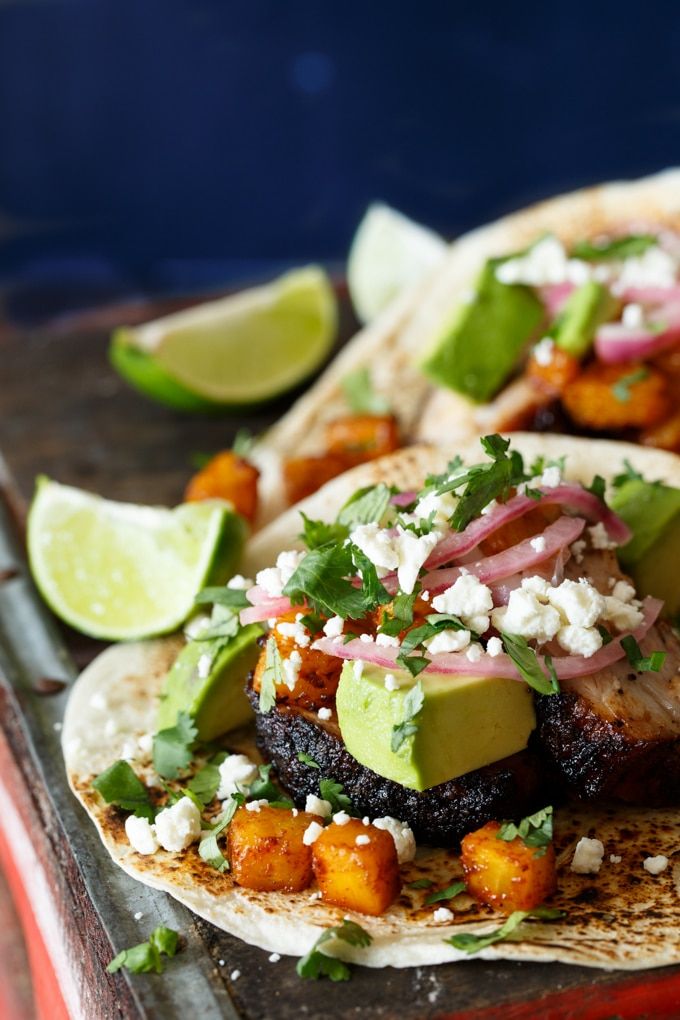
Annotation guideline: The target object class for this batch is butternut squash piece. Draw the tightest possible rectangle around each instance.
[640,410,680,453]
[460,821,556,913]
[251,612,342,709]
[282,453,350,505]
[312,818,400,916]
[227,805,321,892]
[324,414,400,460]
[527,346,581,394]
[185,450,259,523]
[561,361,669,431]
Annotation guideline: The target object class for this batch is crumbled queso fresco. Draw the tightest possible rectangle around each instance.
[571,837,605,875]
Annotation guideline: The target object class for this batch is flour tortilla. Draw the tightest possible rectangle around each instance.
[253,169,680,524]
[64,436,680,971]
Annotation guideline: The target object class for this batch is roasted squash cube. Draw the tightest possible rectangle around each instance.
[562,361,669,431]
[312,818,400,916]
[185,450,259,523]
[282,453,350,505]
[324,414,400,461]
[227,805,320,892]
[251,614,342,710]
[460,821,556,913]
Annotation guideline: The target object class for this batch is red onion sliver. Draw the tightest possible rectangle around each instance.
[595,318,680,364]
[240,596,294,625]
[539,283,575,316]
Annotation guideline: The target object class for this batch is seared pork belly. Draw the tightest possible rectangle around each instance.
[535,620,680,804]
[248,687,545,846]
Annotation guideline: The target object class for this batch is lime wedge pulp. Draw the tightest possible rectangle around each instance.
[111,266,337,407]
[27,479,246,641]
[347,203,447,324]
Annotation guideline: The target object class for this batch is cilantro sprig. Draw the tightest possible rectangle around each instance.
[282,542,391,620]
[198,793,244,872]
[497,806,553,857]
[259,635,283,713]
[318,777,353,814]
[621,635,666,674]
[425,881,466,905]
[501,633,560,696]
[341,367,390,415]
[107,926,180,975]
[194,586,250,611]
[186,752,228,806]
[152,711,198,780]
[571,233,657,261]
[92,760,155,821]
[445,907,565,955]
[612,368,649,403]
[297,752,321,769]
[297,919,372,981]
[391,681,425,752]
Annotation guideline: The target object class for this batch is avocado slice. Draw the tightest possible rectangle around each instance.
[551,280,618,358]
[419,259,544,402]
[157,623,262,740]
[610,479,680,617]
[336,661,536,792]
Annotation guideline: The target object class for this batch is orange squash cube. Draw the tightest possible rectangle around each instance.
[561,361,669,431]
[312,818,400,916]
[282,453,351,505]
[251,614,343,710]
[460,821,556,914]
[227,805,321,892]
[185,450,259,523]
[526,346,581,394]
[324,414,400,461]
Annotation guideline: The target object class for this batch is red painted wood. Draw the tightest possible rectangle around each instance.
[0,863,35,1020]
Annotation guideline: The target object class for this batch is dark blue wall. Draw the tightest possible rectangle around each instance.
[2,0,680,303]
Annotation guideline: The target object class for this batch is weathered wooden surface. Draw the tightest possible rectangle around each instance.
[2,290,680,1018]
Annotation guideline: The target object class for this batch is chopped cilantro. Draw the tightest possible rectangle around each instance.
[408,878,435,890]
[297,919,372,982]
[337,483,392,529]
[391,680,425,752]
[501,633,560,696]
[92,760,155,821]
[431,435,528,532]
[152,712,198,780]
[596,624,613,646]
[612,368,649,403]
[497,806,553,857]
[379,590,418,637]
[191,614,240,641]
[259,636,281,713]
[620,635,666,673]
[190,451,212,470]
[394,614,473,675]
[232,427,255,458]
[396,653,430,678]
[612,459,646,488]
[424,881,466,905]
[283,543,390,620]
[298,611,326,635]
[187,752,228,806]
[194,586,250,610]
[424,455,463,491]
[299,513,348,551]
[318,778,353,814]
[445,907,565,955]
[341,366,390,415]
[297,752,321,769]
[107,925,180,975]
[198,793,244,872]
[571,234,657,261]
[249,763,293,807]
[585,474,607,501]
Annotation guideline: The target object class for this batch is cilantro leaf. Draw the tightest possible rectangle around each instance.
[318,778,353,814]
[191,614,240,641]
[92,760,155,821]
[259,635,281,713]
[187,751,228,806]
[198,793,244,872]
[431,435,527,532]
[396,654,430,678]
[612,368,649,403]
[445,907,565,955]
[612,459,646,488]
[497,806,553,855]
[620,635,666,673]
[571,234,657,261]
[283,544,390,620]
[379,590,418,637]
[249,763,293,806]
[299,513,348,551]
[297,752,321,769]
[501,633,560,696]
[391,680,425,752]
[107,925,180,975]
[194,586,250,610]
[408,878,435,890]
[341,367,390,415]
[297,919,372,982]
[337,483,393,529]
[232,427,255,458]
[425,881,466,905]
[152,712,198,780]
[585,474,607,501]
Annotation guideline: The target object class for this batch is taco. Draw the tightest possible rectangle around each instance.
[63,434,680,972]
[215,169,680,527]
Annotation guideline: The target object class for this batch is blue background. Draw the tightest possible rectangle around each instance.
[1,0,680,312]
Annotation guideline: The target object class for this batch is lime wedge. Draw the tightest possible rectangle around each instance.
[111,266,337,407]
[347,203,447,323]
[27,479,246,640]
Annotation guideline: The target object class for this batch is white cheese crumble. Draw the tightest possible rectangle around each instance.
[432,575,494,634]
[414,490,458,527]
[323,615,344,639]
[256,549,305,597]
[359,633,373,643]
[372,816,416,863]
[492,589,562,645]
[424,629,471,654]
[134,911,143,921]
[282,650,303,690]
[227,574,254,590]
[89,691,108,711]
[588,522,616,550]
[486,636,503,657]
[333,811,351,826]
[317,707,332,721]
[245,799,269,813]
[433,907,454,923]
[277,616,311,648]
[394,528,439,594]
[353,660,364,681]
[644,855,669,875]
[154,797,202,852]
[602,596,644,632]
[349,522,399,574]
[556,624,603,658]
[530,535,547,553]
[125,815,160,856]
[302,821,324,845]
[355,834,371,846]
[231,969,241,981]
[465,643,483,662]
[571,836,605,874]
[613,245,677,292]
[532,337,555,366]
[305,794,332,818]
[376,632,400,647]
[216,754,259,800]
[384,673,400,691]
[570,539,586,565]
[197,653,212,679]
[137,732,153,755]
[269,953,281,963]
[622,302,644,328]
[610,854,622,864]
[548,579,605,628]
[350,522,438,594]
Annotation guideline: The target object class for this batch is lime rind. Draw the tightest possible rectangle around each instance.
[28,480,245,641]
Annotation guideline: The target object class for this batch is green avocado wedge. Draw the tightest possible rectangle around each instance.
[157,624,262,741]
[551,280,619,358]
[610,478,680,617]
[335,661,536,792]
[419,259,544,403]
